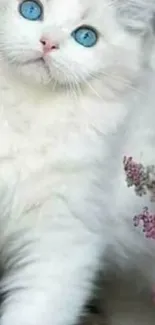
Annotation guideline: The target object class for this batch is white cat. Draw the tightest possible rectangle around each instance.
[0,0,155,324]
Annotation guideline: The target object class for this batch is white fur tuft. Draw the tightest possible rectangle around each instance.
[0,0,155,324]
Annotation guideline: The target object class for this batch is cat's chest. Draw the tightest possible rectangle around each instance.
[0,88,124,181]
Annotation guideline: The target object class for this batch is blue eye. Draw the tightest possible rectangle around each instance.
[19,0,42,21]
[72,26,98,47]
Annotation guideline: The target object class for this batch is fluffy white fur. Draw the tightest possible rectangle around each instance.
[0,0,155,324]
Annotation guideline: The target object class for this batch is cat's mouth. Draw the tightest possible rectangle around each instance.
[23,57,45,65]
[19,56,52,81]
[23,56,51,73]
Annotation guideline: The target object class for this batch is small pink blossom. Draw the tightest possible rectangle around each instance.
[123,156,155,201]
[133,207,155,239]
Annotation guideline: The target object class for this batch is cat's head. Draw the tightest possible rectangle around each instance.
[0,0,154,89]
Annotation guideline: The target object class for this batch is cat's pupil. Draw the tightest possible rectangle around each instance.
[84,33,89,39]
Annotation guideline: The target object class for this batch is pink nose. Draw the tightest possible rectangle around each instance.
[40,37,58,54]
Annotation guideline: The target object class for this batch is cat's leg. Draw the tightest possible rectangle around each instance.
[0,209,103,325]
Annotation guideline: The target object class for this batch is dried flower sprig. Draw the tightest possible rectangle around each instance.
[133,207,155,239]
[123,156,155,201]
[123,157,155,302]
[123,156,155,239]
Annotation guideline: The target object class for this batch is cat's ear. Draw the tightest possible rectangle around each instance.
[115,0,155,34]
